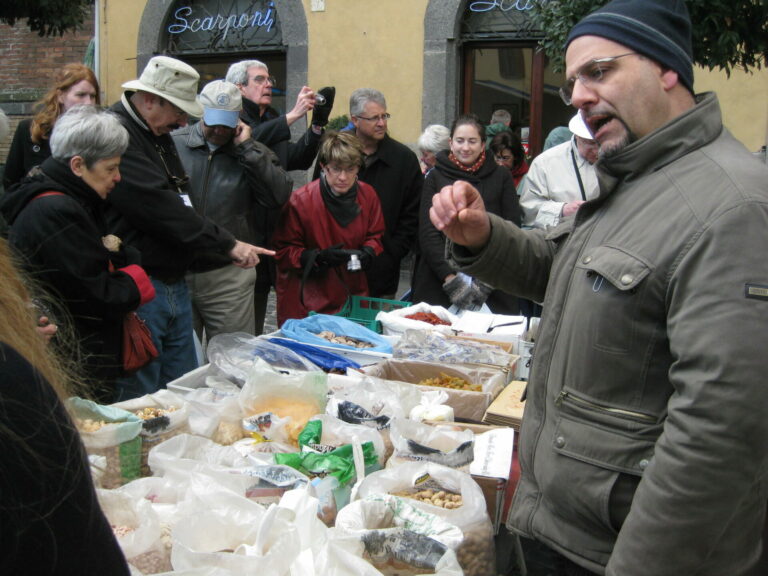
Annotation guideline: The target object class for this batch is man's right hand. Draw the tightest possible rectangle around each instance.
[430,180,491,250]
[229,240,275,269]
[285,86,316,126]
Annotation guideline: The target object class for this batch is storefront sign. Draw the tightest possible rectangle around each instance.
[469,0,536,12]
[164,0,282,54]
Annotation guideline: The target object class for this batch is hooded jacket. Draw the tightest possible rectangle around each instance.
[450,93,768,575]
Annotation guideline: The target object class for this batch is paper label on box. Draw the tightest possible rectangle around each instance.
[470,428,515,479]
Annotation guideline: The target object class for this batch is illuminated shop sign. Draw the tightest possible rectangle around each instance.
[164,0,282,54]
[469,0,536,12]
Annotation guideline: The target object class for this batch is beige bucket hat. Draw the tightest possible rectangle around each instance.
[122,56,203,117]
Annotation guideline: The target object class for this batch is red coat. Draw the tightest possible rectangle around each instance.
[273,179,385,325]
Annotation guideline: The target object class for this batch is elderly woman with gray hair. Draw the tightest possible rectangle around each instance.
[0,106,155,401]
[417,124,450,174]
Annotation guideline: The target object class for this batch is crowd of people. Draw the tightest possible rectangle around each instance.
[1,0,768,573]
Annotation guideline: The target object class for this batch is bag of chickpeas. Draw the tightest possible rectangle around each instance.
[355,461,497,576]
[68,397,143,488]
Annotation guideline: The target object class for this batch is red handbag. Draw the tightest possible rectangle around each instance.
[123,312,158,373]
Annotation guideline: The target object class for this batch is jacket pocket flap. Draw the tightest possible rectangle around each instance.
[577,245,652,291]
[553,414,655,476]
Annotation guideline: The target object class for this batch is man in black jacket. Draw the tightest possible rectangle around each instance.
[172,80,292,341]
[348,88,423,299]
[107,56,271,400]
[225,59,335,332]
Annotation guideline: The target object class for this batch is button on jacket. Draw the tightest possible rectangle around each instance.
[450,93,768,575]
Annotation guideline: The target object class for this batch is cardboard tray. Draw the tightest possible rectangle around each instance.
[362,359,507,422]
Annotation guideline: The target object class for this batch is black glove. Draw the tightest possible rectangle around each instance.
[358,246,375,270]
[312,86,335,128]
[300,249,319,272]
[316,243,349,269]
[443,272,489,311]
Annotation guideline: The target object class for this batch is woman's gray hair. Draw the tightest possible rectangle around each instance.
[417,124,450,154]
[49,106,129,166]
[349,88,386,117]
[225,60,268,85]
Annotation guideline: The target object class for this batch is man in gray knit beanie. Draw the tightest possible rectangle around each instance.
[428,0,768,575]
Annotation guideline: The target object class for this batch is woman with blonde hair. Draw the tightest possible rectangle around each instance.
[4,63,99,188]
[0,238,130,574]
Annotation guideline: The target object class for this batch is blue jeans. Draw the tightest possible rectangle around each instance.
[115,278,199,400]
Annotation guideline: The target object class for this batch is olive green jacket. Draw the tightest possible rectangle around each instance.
[451,93,768,575]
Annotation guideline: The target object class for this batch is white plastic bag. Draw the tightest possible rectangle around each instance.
[375,302,458,336]
[356,462,496,576]
[98,489,172,574]
[334,494,465,575]
[238,358,328,447]
[388,418,474,470]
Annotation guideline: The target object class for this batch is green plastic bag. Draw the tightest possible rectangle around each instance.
[275,420,378,486]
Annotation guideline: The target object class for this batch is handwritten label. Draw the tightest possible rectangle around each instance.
[168,2,275,40]
[469,0,536,12]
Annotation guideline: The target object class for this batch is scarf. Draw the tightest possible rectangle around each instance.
[448,148,486,174]
[319,172,361,227]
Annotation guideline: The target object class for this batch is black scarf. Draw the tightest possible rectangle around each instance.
[319,172,361,227]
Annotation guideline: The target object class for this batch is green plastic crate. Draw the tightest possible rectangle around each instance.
[313,295,410,334]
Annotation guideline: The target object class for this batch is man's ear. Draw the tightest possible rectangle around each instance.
[69,155,86,177]
[660,69,680,92]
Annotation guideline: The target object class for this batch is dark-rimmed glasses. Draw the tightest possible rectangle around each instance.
[559,53,638,105]
[355,113,391,123]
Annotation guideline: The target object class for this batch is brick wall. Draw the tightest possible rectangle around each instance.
[0,11,95,165]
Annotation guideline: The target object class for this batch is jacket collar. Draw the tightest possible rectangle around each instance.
[120,93,151,133]
[597,92,722,195]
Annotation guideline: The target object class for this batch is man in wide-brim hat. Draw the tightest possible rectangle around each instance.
[106,56,271,401]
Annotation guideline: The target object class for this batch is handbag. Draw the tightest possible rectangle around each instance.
[123,312,158,373]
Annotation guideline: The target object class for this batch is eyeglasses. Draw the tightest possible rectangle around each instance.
[559,52,637,105]
[162,99,188,119]
[250,75,276,86]
[325,164,359,176]
[355,113,391,123]
[494,154,514,162]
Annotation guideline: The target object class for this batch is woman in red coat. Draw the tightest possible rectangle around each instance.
[273,131,385,326]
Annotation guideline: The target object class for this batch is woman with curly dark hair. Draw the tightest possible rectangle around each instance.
[4,63,99,188]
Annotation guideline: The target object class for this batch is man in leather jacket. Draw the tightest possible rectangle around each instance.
[172,80,292,341]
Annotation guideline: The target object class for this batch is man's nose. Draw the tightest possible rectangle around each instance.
[569,78,597,109]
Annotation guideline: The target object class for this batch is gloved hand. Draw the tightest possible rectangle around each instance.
[316,244,349,269]
[358,246,375,270]
[443,272,490,311]
[311,86,335,128]
[300,249,319,272]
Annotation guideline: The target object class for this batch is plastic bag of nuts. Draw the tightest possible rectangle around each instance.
[98,489,172,574]
[111,390,191,476]
[355,461,497,576]
[69,397,143,489]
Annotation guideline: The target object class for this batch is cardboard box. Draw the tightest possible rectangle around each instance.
[362,359,507,422]
[483,380,527,430]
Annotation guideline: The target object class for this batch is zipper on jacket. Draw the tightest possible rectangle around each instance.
[556,390,657,423]
[201,152,213,215]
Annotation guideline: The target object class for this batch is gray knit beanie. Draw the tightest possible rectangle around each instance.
[565,0,694,94]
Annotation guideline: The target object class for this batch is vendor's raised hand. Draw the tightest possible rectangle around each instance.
[430,180,491,250]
